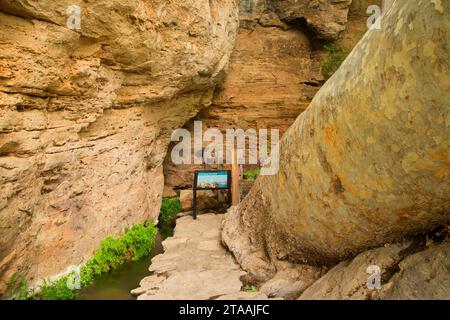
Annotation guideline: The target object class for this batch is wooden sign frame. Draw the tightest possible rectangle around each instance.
[192,170,231,219]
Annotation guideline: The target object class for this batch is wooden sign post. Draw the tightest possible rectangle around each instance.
[231,147,240,207]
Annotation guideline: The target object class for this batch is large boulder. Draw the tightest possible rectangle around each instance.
[222,0,450,281]
[379,241,450,300]
[299,242,412,300]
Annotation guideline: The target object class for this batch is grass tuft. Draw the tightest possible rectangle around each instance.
[79,223,157,287]
[244,168,261,181]
[5,273,29,300]
[159,197,182,225]
[322,44,348,80]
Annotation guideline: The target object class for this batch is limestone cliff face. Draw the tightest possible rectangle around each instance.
[222,0,450,280]
[0,0,239,291]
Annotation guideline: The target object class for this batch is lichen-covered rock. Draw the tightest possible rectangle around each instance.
[0,0,239,293]
[299,241,450,300]
[299,242,412,300]
[222,0,450,281]
[379,241,450,300]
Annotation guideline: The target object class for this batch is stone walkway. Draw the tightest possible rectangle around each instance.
[131,214,270,300]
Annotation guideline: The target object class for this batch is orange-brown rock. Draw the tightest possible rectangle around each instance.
[269,0,353,41]
[0,0,239,293]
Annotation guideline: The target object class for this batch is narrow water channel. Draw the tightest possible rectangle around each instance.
[77,232,165,300]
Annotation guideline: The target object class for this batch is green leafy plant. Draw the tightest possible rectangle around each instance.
[244,168,261,181]
[5,273,30,300]
[159,197,182,225]
[322,44,348,80]
[244,285,258,292]
[80,223,157,286]
[40,276,77,300]
[160,225,174,238]
[4,222,157,300]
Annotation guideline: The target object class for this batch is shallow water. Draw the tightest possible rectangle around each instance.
[77,232,165,300]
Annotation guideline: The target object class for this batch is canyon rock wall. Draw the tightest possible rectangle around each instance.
[0,0,239,292]
[222,0,450,281]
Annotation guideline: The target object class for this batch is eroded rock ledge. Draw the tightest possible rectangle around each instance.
[0,0,239,292]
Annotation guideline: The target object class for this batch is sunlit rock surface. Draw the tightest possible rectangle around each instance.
[0,0,239,292]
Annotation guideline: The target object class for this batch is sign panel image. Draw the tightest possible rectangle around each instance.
[195,171,230,190]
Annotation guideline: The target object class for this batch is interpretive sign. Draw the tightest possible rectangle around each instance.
[195,171,230,190]
[193,170,231,219]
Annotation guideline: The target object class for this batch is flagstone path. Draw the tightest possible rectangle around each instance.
[132,214,271,300]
